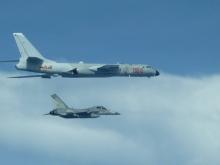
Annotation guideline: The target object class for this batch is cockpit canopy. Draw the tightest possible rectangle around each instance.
[96,106,107,110]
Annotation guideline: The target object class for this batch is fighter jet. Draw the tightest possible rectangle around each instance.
[1,33,160,78]
[45,94,120,118]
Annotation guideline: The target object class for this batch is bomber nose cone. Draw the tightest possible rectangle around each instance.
[155,70,160,76]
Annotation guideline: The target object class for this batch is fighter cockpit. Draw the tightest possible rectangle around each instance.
[96,106,107,110]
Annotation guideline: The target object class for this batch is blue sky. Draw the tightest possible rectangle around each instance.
[1,1,220,165]
[0,0,220,74]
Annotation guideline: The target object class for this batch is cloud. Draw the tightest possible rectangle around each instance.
[0,72,220,165]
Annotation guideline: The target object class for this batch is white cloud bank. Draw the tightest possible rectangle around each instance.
[0,72,220,165]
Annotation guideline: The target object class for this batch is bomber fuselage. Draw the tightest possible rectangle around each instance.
[16,61,160,78]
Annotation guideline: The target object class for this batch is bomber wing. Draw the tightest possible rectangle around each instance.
[89,64,120,74]
[8,74,52,78]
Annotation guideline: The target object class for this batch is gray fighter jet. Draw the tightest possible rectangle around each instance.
[1,33,160,78]
[45,94,120,118]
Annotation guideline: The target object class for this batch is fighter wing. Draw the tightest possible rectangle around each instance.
[73,108,99,114]
[90,65,120,74]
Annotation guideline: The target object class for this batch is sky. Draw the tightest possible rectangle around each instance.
[0,0,220,74]
[1,0,220,165]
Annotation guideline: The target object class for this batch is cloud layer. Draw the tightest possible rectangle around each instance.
[0,73,220,165]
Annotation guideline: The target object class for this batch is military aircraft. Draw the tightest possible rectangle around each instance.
[45,94,120,118]
[2,33,160,78]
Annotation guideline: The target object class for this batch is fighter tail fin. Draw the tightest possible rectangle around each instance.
[51,94,69,109]
[13,33,51,61]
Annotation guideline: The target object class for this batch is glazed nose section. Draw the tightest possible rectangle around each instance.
[155,70,160,76]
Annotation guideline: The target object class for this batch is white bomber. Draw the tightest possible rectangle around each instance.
[11,33,160,78]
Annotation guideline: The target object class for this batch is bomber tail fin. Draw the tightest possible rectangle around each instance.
[13,33,52,62]
[51,94,69,109]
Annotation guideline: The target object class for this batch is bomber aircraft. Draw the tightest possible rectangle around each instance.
[45,94,120,118]
[2,33,160,78]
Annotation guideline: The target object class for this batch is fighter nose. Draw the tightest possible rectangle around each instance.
[155,70,160,76]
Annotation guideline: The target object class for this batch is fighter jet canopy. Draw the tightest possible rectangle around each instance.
[96,106,107,110]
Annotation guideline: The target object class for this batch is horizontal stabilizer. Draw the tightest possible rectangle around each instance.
[27,57,43,64]
[0,60,19,62]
